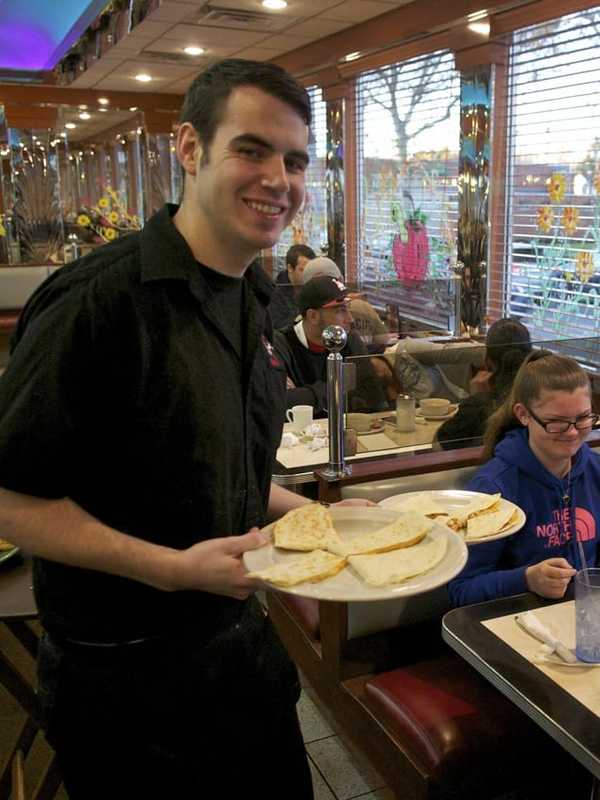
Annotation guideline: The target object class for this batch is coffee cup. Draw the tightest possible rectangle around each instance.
[418,398,451,417]
[286,405,313,433]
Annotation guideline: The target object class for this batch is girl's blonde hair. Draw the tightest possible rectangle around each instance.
[482,351,591,461]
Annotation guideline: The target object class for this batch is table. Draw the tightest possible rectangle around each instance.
[273,412,446,488]
[442,593,600,782]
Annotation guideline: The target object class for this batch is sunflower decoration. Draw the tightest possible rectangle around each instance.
[594,171,600,194]
[537,206,554,233]
[547,172,566,203]
[561,206,579,237]
[576,250,594,283]
[0,214,6,237]
[75,187,141,244]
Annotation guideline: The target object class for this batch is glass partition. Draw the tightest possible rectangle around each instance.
[341,334,600,459]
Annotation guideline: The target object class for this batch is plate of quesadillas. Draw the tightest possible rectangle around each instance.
[379,490,525,544]
[244,505,467,601]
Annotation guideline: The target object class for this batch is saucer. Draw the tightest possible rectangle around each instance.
[416,404,458,421]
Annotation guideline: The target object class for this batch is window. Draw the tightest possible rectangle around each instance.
[272,86,328,274]
[355,50,460,330]
[505,8,600,338]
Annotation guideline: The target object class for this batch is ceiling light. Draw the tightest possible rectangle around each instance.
[262,0,287,8]
[79,112,91,120]
[65,123,76,129]
[468,21,490,35]
[98,97,109,105]
[78,104,88,110]
[99,108,108,112]
[184,46,204,56]
[344,51,361,62]
[467,9,488,21]
[135,73,152,83]
[60,132,67,138]
[129,106,138,112]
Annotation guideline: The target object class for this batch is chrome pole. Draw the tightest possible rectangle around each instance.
[322,325,351,479]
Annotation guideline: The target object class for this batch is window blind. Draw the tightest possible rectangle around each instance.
[504,8,600,339]
[272,85,327,273]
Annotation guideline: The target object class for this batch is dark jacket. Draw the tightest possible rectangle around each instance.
[436,393,494,450]
[269,271,299,330]
[274,323,386,416]
[448,427,600,607]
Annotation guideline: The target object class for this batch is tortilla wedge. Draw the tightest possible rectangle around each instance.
[449,493,502,528]
[247,549,347,587]
[348,535,448,587]
[327,510,433,557]
[465,505,519,540]
[273,504,342,551]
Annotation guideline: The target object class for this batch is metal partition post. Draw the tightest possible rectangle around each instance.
[322,325,351,479]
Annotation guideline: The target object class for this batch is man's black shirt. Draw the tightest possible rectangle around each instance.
[0,205,286,642]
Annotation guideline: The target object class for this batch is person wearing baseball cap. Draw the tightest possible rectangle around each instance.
[274,276,386,416]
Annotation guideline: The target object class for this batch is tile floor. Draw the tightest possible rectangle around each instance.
[297,687,394,800]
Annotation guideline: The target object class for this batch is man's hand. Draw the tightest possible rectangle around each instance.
[525,558,576,599]
[286,376,296,389]
[469,368,493,395]
[169,528,268,599]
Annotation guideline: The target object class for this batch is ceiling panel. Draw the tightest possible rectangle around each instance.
[145,2,200,23]
[321,0,394,22]
[160,23,269,47]
[286,16,352,38]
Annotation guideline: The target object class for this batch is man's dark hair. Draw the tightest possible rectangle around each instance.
[179,58,312,155]
[286,244,315,269]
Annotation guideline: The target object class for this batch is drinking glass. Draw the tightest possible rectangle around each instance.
[575,568,600,663]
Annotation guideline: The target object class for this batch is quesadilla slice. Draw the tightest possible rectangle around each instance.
[446,493,502,531]
[465,505,519,540]
[348,535,447,587]
[247,549,347,587]
[327,510,433,557]
[0,538,15,552]
[384,494,449,518]
[273,503,342,551]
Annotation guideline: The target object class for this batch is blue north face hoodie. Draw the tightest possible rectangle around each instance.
[448,427,600,607]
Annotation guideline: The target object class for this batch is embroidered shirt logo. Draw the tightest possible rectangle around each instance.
[535,506,596,548]
[261,334,281,368]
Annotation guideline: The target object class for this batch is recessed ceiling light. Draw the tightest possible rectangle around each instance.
[184,46,204,56]
[129,106,138,112]
[468,21,490,35]
[98,97,109,106]
[344,51,361,62]
[78,104,88,110]
[262,0,287,8]
[135,73,152,83]
[60,132,67,138]
[65,123,76,129]
[79,112,91,120]
[99,108,108,112]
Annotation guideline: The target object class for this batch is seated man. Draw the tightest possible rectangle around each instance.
[274,275,386,416]
[270,244,315,329]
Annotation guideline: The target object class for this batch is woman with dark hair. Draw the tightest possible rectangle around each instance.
[449,352,600,607]
[436,318,532,449]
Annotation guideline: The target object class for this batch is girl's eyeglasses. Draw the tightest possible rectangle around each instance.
[526,407,600,434]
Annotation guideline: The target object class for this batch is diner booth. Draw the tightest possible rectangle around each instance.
[2,0,600,797]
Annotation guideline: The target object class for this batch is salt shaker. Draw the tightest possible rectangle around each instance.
[396,394,415,432]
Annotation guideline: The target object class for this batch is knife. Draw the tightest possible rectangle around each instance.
[515,611,577,663]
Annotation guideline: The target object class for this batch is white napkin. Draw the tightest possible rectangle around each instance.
[280,432,300,449]
[515,611,577,663]
[307,437,327,451]
[305,423,324,437]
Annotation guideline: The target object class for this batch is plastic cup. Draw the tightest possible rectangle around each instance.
[575,568,600,663]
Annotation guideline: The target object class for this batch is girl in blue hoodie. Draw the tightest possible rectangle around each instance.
[449,352,600,607]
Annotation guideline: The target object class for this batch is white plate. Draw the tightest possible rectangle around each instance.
[243,506,467,602]
[415,404,458,421]
[379,490,526,544]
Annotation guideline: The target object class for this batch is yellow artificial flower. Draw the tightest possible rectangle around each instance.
[98,197,110,209]
[594,171,600,194]
[564,271,574,283]
[103,227,118,240]
[0,221,5,237]
[537,205,554,233]
[109,211,119,224]
[576,251,594,283]
[561,206,579,236]
[77,214,91,227]
[547,172,566,203]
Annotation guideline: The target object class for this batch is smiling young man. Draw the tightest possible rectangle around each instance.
[0,60,332,798]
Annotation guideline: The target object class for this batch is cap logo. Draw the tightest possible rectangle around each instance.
[332,278,346,292]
